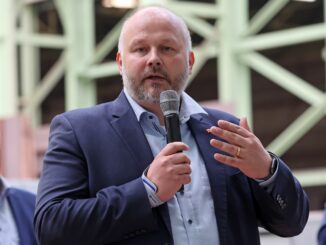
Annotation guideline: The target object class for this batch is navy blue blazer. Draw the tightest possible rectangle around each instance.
[7,187,37,245]
[35,91,309,245]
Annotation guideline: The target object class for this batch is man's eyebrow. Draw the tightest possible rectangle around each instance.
[129,38,146,46]
[160,37,179,43]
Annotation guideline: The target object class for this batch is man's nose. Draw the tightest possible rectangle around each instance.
[147,49,162,66]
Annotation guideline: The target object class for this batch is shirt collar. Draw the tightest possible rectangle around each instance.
[124,88,207,124]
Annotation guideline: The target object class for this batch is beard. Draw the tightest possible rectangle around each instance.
[122,64,189,104]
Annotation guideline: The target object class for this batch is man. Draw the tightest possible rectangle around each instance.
[318,203,326,245]
[34,6,309,245]
[0,176,37,245]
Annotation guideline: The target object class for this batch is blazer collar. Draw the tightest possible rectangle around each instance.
[108,91,173,235]
[108,91,154,173]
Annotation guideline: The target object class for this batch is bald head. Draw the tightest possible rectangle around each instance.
[118,6,192,54]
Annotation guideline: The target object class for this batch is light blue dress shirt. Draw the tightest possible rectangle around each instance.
[124,89,278,245]
[124,90,220,245]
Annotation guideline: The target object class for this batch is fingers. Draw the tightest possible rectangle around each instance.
[217,119,250,137]
[207,125,246,147]
[213,152,240,169]
[147,143,191,201]
[168,162,192,181]
[207,118,253,147]
[210,138,243,159]
[207,118,273,179]
[158,142,189,157]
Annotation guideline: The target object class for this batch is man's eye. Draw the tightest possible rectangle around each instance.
[163,47,173,51]
[135,47,146,53]
[162,46,176,54]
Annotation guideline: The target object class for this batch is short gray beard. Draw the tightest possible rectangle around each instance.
[122,66,189,104]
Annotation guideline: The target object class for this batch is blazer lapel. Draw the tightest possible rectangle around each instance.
[108,92,173,236]
[109,92,154,173]
[188,114,229,245]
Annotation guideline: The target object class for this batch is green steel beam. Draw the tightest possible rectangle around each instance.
[16,32,67,49]
[294,167,326,187]
[188,41,219,85]
[0,0,18,118]
[267,99,326,155]
[20,4,41,125]
[179,14,216,39]
[241,52,324,106]
[245,0,289,36]
[218,0,253,123]
[91,8,139,64]
[25,52,66,114]
[92,18,125,64]
[81,61,119,80]
[55,0,96,110]
[165,2,221,18]
[239,23,326,52]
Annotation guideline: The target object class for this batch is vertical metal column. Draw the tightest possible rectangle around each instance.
[20,4,41,125]
[218,0,253,123]
[55,0,96,111]
[0,0,18,118]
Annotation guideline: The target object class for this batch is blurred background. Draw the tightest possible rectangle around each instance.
[0,0,325,244]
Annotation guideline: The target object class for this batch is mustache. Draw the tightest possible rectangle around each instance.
[141,67,171,82]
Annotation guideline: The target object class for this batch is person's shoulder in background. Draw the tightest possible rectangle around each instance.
[6,186,37,245]
[318,203,326,245]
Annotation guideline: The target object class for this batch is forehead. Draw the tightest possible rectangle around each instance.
[122,8,186,46]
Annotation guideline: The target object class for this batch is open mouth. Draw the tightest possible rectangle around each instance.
[145,75,166,81]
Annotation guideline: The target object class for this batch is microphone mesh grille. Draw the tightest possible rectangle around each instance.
[160,90,180,116]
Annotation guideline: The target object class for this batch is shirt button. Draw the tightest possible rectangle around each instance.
[188,219,193,224]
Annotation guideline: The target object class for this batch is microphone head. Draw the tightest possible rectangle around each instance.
[160,90,180,116]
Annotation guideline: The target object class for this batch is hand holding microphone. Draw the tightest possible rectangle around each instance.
[146,90,191,202]
[160,90,187,193]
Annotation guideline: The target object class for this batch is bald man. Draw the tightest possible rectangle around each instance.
[34,6,309,245]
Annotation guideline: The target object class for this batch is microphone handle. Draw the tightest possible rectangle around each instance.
[164,114,184,192]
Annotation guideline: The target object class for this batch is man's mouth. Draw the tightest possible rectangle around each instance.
[145,74,166,81]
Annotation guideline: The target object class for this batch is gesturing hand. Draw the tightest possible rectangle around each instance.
[147,142,191,202]
[207,117,272,179]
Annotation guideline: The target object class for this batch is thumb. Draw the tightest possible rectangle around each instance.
[240,117,252,132]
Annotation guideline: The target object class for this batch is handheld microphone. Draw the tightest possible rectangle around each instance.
[160,90,184,192]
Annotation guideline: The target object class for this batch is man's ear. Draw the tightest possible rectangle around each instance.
[188,51,195,75]
[116,52,123,75]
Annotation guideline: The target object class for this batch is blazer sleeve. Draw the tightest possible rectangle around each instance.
[249,155,309,237]
[34,114,158,245]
